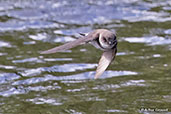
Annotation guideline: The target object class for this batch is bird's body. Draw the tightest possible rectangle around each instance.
[40,29,117,79]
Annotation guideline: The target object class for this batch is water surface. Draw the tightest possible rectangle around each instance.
[0,0,171,114]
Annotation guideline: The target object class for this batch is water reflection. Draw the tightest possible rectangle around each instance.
[12,57,43,63]
[26,97,63,105]
[12,70,138,86]
[0,65,16,69]
[106,109,127,113]
[0,73,20,84]
[0,0,170,32]
[0,41,11,47]
[124,36,171,45]
[165,29,171,34]
[0,70,138,97]
[0,20,61,31]
[0,0,171,113]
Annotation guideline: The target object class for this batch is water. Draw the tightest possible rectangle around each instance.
[0,0,171,113]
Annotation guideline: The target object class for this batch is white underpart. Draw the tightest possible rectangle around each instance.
[90,40,102,49]
[99,34,109,49]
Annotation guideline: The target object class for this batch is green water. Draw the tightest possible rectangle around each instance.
[0,0,171,114]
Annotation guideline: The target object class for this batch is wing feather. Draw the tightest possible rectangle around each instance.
[95,49,117,79]
[40,31,98,54]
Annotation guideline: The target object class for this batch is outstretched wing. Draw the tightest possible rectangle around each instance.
[95,48,117,79]
[40,31,99,54]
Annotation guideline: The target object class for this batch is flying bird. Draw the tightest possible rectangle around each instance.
[40,29,117,79]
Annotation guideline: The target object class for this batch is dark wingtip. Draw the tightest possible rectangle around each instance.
[79,33,86,36]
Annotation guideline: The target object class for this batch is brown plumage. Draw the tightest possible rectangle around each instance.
[40,29,117,79]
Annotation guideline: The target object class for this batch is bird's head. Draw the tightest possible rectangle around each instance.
[99,30,117,50]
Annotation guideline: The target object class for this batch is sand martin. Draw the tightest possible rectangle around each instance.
[40,29,117,79]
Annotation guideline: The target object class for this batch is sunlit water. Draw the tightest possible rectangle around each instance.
[0,0,171,114]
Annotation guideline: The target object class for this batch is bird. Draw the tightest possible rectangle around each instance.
[40,29,117,79]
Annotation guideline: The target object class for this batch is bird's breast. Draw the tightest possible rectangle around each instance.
[89,40,104,50]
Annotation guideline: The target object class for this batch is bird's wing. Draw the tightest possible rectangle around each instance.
[95,48,117,79]
[40,31,99,54]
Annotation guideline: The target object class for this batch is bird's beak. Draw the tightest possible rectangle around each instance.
[109,40,117,47]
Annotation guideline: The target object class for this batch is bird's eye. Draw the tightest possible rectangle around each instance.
[103,38,107,42]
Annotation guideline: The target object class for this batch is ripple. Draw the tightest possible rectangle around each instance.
[1,0,169,28]
[0,65,16,69]
[0,73,20,84]
[0,0,170,113]
[29,33,47,41]
[164,29,171,35]
[26,97,63,105]
[93,79,146,92]
[125,11,171,22]
[0,2,14,11]
[153,54,161,58]
[124,36,171,45]
[0,0,170,33]
[67,88,85,92]
[0,41,11,48]
[0,86,26,97]
[13,57,72,63]
[93,84,120,90]
[0,20,61,32]
[0,53,7,56]
[163,95,171,103]
[18,68,43,77]
[2,70,138,97]
[12,57,43,63]
[86,96,105,102]
[13,70,138,85]
[44,63,97,73]
[23,41,36,45]
[117,52,135,56]
[27,85,61,91]
[0,84,61,97]
[61,80,86,84]
[7,9,48,20]
[16,63,97,77]
[121,80,146,86]
[106,109,127,113]
[44,58,72,62]
[54,36,75,43]
[54,29,77,36]
[12,76,49,85]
